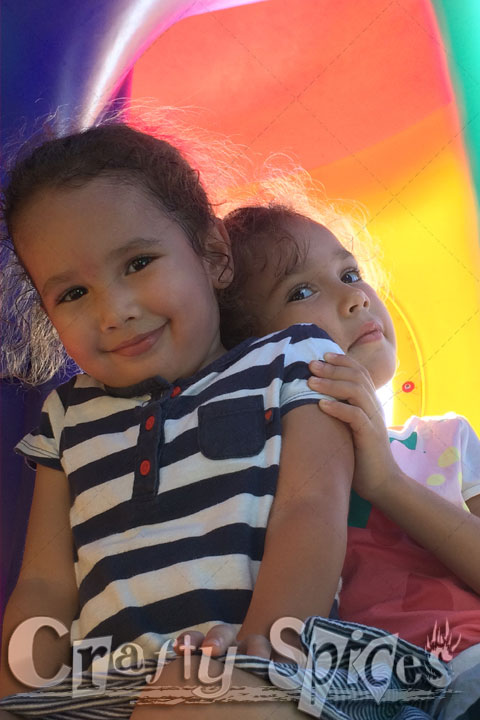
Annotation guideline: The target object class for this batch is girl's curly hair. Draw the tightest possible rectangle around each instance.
[0,119,222,385]
[218,172,386,349]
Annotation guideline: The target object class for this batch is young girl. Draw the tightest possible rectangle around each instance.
[0,124,354,719]
[198,202,480,719]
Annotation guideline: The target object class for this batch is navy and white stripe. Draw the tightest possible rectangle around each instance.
[16,324,341,659]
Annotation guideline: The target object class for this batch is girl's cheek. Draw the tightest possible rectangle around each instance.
[54,321,80,351]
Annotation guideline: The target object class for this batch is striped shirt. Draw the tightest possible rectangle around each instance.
[16,323,341,659]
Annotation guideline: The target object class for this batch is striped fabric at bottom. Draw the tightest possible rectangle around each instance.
[0,617,448,720]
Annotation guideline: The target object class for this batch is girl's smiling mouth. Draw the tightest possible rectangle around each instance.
[108,326,166,356]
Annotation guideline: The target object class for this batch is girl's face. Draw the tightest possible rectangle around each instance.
[13,177,229,387]
[242,217,397,389]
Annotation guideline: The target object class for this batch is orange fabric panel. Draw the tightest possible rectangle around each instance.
[132,0,453,168]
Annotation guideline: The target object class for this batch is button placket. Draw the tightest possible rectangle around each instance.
[132,399,163,500]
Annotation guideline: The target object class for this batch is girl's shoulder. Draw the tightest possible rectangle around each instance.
[388,412,478,452]
[389,413,480,501]
[389,412,469,433]
[42,372,108,412]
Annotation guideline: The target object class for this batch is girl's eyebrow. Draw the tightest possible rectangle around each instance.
[42,270,78,297]
[335,248,356,263]
[270,246,357,295]
[106,237,163,262]
[41,237,163,296]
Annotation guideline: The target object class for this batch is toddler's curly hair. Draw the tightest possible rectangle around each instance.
[218,175,385,349]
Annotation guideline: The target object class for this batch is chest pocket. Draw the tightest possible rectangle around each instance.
[198,395,266,460]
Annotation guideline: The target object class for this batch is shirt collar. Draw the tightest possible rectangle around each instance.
[104,375,171,398]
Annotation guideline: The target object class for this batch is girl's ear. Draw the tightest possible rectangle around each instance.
[204,218,234,290]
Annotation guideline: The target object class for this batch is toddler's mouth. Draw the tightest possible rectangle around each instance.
[349,321,383,349]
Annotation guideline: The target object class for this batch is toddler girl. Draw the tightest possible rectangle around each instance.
[210,202,480,720]
[0,124,353,719]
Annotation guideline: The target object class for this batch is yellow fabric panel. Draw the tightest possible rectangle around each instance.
[310,107,480,432]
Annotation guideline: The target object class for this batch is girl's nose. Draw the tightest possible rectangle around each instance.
[96,289,138,331]
[340,284,370,315]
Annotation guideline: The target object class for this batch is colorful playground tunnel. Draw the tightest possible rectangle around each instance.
[1,0,480,610]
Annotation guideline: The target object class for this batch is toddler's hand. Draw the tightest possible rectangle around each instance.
[174,625,271,660]
[308,353,400,502]
[174,624,237,658]
[236,632,272,659]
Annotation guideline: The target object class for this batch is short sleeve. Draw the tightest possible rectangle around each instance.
[15,388,66,471]
[459,417,480,502]
[279,323,343,416]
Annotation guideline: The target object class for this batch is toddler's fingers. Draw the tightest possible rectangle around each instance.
[237,633,271,659]
[310,357,373,386]
[323,352,364,368]
[308,378,378,416]
[200,623,238,657]
[319,398,370,433]
[173,631,205,655]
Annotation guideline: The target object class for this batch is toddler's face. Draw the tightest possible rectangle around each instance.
[13,177,226,387]
[242,217,396,389]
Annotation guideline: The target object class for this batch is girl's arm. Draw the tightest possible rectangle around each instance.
[0,465,78,698]
[308,353,480,595]
[175,406,354,658]
[131,653,312,719]
[359,464,480,594]
[236,403,353,647]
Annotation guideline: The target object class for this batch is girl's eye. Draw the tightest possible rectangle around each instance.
[342,269,361,284]
[58,287,87,304]
[127,256,154,273]
[287,286,314,303]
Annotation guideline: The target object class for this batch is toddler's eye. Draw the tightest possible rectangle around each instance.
[342,269,361,284]
[288,286,314,302]
[127,256,153,273]
[58,287,87,303]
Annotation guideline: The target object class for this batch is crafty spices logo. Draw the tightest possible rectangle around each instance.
[426,620,462,663]
[8,617,450,717]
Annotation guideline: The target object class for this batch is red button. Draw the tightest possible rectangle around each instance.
[402,381,415,393]
[145,415,155,431]
[171,386,181,398]
[140,460,151,476]
[264,409,273,422]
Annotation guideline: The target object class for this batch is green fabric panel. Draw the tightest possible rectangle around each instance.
[432,0,480,219]
[389,431,417,450]
[348,431,418,528]
[348,489,372,528]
